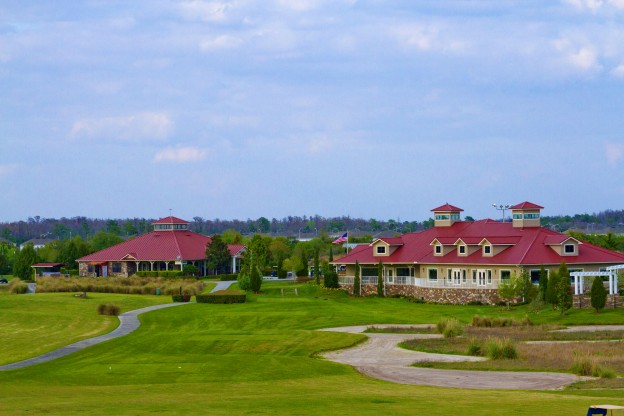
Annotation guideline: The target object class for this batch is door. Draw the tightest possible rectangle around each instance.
[452,269,462,285]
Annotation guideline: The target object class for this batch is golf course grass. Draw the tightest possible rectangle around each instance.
[1,282,623,415]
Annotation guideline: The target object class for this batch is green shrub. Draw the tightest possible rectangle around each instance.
[216,273,238,281]
[97,304,121,316]
[466,337,482,356]
[471,315,532,328]
[196,290,246,304]
[590,276,607,313]
[171,294,192,302]
[571,351,615,378]
[437,317,463,338]
[237,274,250,291]
[485,337,518,360]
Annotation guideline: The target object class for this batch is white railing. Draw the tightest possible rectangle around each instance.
[339,275,500,289]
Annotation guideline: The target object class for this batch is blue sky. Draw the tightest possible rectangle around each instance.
[1,0,623,223]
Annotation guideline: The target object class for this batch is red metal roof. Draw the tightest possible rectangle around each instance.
[152,216,189,225]
[333,220,624,267]
[431,203,464,212]
[78,231,243,262]
[31,263,64,267]
[372,237,404,246]
[509,201,544,210]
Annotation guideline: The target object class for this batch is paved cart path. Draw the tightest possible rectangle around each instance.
[320,324,588,390]
[0,302,191,371]
[0,281,237,371]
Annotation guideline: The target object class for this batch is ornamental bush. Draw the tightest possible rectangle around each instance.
[590,276,607,313]
[196,290,246,304]
[97,303,121,316]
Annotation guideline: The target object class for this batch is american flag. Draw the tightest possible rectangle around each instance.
[332,232,348,244]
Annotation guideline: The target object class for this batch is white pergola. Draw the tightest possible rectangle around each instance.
[571,264,623,295]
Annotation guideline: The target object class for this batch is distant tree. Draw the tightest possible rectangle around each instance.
[258,217,270,234]
[313,248,320,285]
[205,235,232,275]
[498,274,520,310]
[89,231,124,252]
[322,260,339,289]
[590,276,607,313]
[105,220,121,235]
[269,237,291,278]
[183,264,199,277]
[538,265,548,301]
[296,245,308,277]
[123,221,138,236]
[555,262,573,315]
[249,264,262,293]
[545,269,559,310]
[57,237,90,269]
[53,223,70,239]
[518,268,536,303]
[328,246,333,262]
[464,216,475,222]
[353,260,361,297]
[377,260,384,297]
[221,229,243,244]
[13,243,37,280]
[0,242,14,274]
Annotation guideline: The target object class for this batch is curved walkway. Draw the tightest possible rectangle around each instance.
[0,302,191,371]
[320,324,587,390]
[0,281,237,371]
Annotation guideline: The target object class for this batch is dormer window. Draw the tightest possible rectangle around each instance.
[459,245,466,255]
[483,245,492,255]
[564,244,575,254]
[377,246,386,254]
[435,245,442,254]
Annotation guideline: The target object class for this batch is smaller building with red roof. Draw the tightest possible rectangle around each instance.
[77,217,245,277]
[331,202,624,305]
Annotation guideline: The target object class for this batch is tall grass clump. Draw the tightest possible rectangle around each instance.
[484,337,518,359]
[8,278,29,294]
[466,337,482,356]
[471,315,532,328]
[97,304,121,316]
[35,276,204,296]
[571,351,615,378]
[437,317,463,338]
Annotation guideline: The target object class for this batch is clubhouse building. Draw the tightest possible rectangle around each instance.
[77,216,244,277]
[333,202,624,306]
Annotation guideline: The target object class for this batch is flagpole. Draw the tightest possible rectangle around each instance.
[346,230,349,254]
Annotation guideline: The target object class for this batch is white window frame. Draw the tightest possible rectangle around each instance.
[376,245,386,254]
[564,244,575,254]
[483,245,492,256]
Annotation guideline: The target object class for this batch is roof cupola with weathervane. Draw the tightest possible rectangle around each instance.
[151,216,190,231]
[431,203,463,227]
[509,202,543,228]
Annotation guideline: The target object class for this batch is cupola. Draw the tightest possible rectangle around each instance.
[152,216,190,231]
[431,203,463,227]
[509,202,543,228]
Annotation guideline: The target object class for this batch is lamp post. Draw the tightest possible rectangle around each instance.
[492,204,510,222]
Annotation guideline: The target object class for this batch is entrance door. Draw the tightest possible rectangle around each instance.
[476,270,486,286]
[102,265,108,277]
[452,269,462,285]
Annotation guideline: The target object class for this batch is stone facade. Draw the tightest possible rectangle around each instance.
[573,294,622,309]
[340,283,503,305]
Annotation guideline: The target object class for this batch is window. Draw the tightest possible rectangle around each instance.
[483,245,492,255]
[472,269,477,284]
[428,268,438,281]
[459,245,466,254]
[530,269,542,285]
[396,268,410,285]
[435,245,442,254]
[450,214,460,220]
[487,270,492,284]
[87,264,94,273]
[112,262,122,273]
[513,213,522,219]
[523,213,540,219]
[564,244,575,254]
[376,245,386,254]
[462,269,467,283]
[435,214,450,220]
[447,269,452,282]
[500,270,511,281]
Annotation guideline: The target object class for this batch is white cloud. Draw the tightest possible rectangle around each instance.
[565,0,604,12]
[611,63,624,76]
[178,1,234,22]
[70,112,173,141]
[391,23,467,54]
[553,38,602,72]
[199,34,243,51]
[605,142,624,166]
[153,146,208,163]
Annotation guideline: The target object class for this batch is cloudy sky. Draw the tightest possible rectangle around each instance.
[1,0,623,223]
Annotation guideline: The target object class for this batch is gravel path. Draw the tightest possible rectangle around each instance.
[320,324,587,390]
[0,302,191,371]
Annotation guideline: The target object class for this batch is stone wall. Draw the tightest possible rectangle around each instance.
[573,294,622,309]
[340,283,502,305]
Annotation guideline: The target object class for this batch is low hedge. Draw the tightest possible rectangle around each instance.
[172,294,192,302]
[196,290,246,304]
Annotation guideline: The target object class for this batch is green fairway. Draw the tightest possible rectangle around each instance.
[1,282,623,415]
[0,292,170,365]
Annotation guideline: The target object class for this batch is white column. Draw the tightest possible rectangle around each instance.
[609,272,614,295]
[232,256,236,273]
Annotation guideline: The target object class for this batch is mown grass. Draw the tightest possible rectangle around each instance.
[0,282,623,415]
[0,292,170,365]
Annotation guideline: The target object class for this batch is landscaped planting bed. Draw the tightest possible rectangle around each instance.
[35,276,204,295]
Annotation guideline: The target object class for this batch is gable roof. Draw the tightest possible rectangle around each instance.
[333,220,624,266]
[152,216,189,225]
[78,230,242,262]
